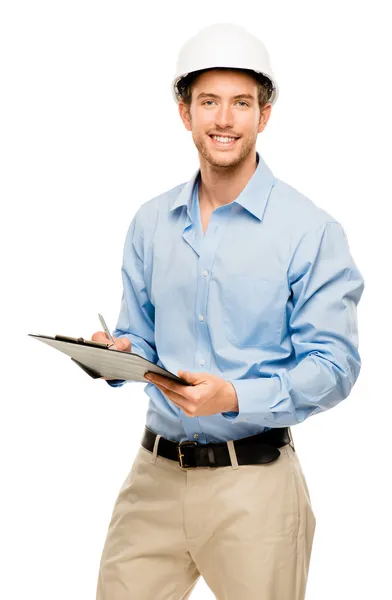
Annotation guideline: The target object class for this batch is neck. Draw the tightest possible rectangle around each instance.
[198,150,258,211]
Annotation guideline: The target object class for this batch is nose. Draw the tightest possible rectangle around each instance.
[214,103,235,129]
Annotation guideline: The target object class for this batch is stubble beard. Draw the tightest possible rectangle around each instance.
[193,131,256,169]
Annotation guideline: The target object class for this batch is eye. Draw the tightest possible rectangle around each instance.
[202,100,249,107]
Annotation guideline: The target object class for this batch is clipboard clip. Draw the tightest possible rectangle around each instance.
[54,334,110,349]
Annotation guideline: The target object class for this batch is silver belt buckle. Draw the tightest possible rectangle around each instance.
[177,441,198,469]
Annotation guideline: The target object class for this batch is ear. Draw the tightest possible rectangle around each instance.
[178,101,192,132]
[258,102,272,134]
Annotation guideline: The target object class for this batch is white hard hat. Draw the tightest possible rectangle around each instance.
[172,23,279,106]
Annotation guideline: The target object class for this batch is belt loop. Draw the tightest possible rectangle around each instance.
[151,434,162,464]
[288,427,296,452]
[227,440,239,470]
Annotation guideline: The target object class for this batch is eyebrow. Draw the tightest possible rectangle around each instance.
[196,92,255,101]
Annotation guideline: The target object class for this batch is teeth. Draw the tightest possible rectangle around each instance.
[212,135,237,143]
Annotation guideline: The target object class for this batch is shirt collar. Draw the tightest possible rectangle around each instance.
[169,151,276,221]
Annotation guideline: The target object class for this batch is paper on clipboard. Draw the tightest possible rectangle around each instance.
[28,333,191,385]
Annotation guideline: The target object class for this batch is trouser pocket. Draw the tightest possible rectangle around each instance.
[284,444,316,521]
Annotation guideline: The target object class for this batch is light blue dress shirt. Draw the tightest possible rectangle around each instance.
[107,152,364,444]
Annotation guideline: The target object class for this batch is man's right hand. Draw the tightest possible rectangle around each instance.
[91,331,132,380]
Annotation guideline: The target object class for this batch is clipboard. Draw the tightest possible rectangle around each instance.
[28,333,191,385]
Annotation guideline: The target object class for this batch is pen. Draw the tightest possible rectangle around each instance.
[98,313,116,347]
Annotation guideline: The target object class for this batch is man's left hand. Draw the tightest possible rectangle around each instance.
[144,370,239,417]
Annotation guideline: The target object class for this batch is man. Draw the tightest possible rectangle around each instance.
[92,23,364,600]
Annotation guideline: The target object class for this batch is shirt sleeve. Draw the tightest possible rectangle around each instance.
[107,210,158,388]
[223,220,365,425]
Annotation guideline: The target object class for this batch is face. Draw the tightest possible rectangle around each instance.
[178,69,271,169]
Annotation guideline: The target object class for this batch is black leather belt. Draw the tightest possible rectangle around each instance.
[141,426,293,469]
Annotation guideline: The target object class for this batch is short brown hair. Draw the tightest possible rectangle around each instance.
[176,67,273,112]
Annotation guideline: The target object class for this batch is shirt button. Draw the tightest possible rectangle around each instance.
[202,269,208,277]
[199,359,205,366]
[193,433,199,439]
[199,314,204,321]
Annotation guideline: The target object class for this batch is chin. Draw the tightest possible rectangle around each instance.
[208,152,245,169]
[199,145,237,166]
[211,155,239,166]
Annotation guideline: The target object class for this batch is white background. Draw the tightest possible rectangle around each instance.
[1,1,391,598]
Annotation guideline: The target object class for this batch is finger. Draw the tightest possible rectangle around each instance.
[146,374,190,398]
[115,337,131,352]
[152,382,195,414]
[92,331,111,344]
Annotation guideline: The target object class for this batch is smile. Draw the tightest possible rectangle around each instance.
[209,135,239,148]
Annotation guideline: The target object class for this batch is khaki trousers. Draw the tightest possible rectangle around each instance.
[96,432,316,600]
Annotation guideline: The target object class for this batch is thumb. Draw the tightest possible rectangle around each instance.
[177,370,200,384]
